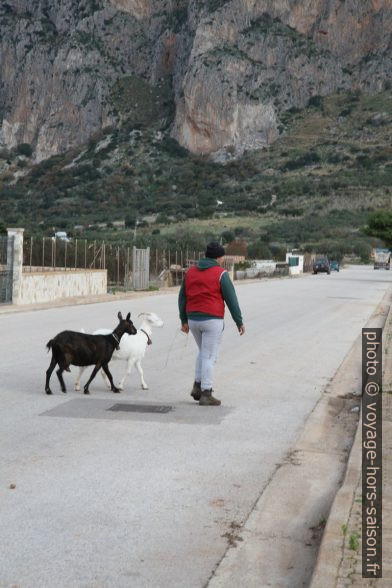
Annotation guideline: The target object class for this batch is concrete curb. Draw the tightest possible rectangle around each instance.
[0,286,178,315]
[310,287,392,587]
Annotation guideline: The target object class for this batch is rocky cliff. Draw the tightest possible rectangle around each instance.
[0,0,390,161]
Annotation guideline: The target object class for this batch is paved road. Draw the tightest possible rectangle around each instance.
[0,266,390,588]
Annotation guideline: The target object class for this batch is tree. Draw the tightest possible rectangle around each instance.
[0,220,7,234]
[364,210,392,248]
[247,241,272,260]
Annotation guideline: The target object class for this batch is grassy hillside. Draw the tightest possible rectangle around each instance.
[0,90,391,257]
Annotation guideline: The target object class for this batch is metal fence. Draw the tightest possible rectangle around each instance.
[23,237,204,288]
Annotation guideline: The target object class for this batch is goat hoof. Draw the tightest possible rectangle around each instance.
[112,387,121,393]
[84,390,90,395]
[142,385,149,390]
[74,385,80,392]
[45,389,53,395]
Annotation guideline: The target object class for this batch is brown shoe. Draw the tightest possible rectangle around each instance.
[199,389,221,406]
[191,381,201,401]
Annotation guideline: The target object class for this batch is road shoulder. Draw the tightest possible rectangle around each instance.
[310,289,392,588]
[207,289,392,588]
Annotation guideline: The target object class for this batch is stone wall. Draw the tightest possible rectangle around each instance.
[7,228,107,305]
[18,268,107,305]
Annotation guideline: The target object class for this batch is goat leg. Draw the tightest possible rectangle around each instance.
[118,359,134,391]
[83,363,102,395]
[135,360,148,390]
[100,368,112,390]
[56,368,67,393]
[74,367,85,392]
[102,364,120,393]
[45,356,57,395]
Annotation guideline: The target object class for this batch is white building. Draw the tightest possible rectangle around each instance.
[286,252,304,275]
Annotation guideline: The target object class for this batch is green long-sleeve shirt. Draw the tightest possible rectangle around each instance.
[178,258,243,327]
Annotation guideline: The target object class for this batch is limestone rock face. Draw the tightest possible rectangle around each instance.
[0,0,390,161]
[109,0,151,18]
[172,0,391,156]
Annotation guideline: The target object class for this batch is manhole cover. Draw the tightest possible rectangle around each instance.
[108,403,173,414]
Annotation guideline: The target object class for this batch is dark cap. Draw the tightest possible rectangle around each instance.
[205,241,225,259]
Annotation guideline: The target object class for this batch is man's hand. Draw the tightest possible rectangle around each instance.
[181,323,189,334]
[238,325,245,336]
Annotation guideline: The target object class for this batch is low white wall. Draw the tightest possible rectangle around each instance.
[18,269,107,305]
[289,266,301,275]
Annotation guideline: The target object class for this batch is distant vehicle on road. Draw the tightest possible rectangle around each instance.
[373,248,391,270]
[313,257,330,274]
[53,231,71,242]
[330,260,340,272]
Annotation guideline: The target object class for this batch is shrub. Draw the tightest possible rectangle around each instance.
[247,241,272,259]
[161,137,188,158]
[364,210,392,247]
[17,143,33,157]
[308,95,323,109]
[221,230,235,243]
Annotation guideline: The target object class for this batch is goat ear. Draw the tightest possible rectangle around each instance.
[126,312,131,320]
[118,311,123,321]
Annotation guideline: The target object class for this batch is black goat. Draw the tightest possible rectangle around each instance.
[45,312,137,395]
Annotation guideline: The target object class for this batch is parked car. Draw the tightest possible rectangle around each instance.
[330,260,340,272]
[313,258,330,274]
[373,248,391,270]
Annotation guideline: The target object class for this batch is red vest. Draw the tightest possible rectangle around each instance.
[185,265,226,317]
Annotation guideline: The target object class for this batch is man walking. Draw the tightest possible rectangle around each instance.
[178,241,245,406]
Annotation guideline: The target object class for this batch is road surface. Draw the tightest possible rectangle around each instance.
[0,266,390,587]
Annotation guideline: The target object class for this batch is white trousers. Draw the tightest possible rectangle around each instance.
[188,319,224,390]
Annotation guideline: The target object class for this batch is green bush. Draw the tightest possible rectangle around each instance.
[221,230,235,243]
[364,210,392,247]
[247,241,272,259]
[17,143,33,157]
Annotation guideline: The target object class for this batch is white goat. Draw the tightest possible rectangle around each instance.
[74,312,164,392]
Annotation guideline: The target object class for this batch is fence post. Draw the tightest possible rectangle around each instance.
[42,237,45,269]
[7,228,24,304]
[127,247,130,286]
[29,236,33,271]
[146,246,150,289]
[117,246,120,285]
